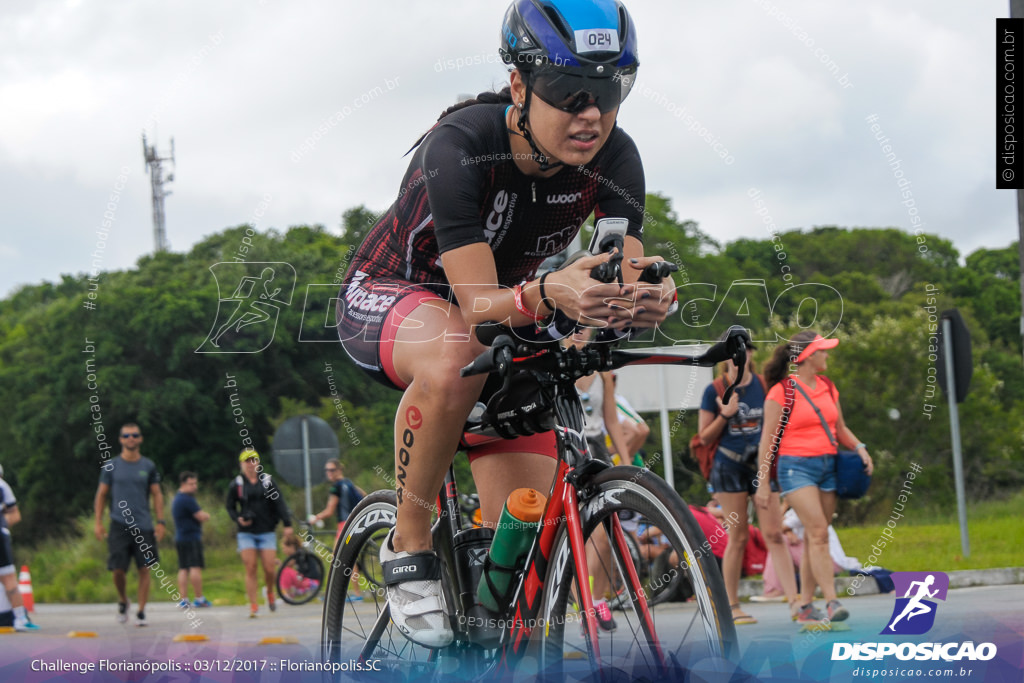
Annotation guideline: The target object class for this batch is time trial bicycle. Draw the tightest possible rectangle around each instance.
[320,321,749,679]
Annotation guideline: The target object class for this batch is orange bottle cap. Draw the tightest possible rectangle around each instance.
[507,487,547,523]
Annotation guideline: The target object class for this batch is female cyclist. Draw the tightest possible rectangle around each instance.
[336,0,673,647]
[697,332,799,625]
[754,331,873,624]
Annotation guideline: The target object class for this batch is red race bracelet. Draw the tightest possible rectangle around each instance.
[513,284,545,322]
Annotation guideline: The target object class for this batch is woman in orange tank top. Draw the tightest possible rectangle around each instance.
[753,330,873,626]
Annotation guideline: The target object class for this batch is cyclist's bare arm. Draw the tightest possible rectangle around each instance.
[443,242,623,328]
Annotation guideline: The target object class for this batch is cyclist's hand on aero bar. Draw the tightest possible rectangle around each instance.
[544,250,629,328]
[617,256,676,328]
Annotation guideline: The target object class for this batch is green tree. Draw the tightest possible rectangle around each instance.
[341,205,382,247]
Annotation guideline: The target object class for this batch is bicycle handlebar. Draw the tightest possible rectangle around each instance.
[459,324,751,405]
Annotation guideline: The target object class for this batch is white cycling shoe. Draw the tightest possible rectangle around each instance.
[379,528,453,649]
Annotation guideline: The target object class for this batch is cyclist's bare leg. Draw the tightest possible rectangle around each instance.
[389,300,486,553]
[715,491,750,610]
[470,451,557,526]
[785,486,838,603]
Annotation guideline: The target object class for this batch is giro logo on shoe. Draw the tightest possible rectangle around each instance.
[546,191,582,205]
[197,262,296,353]
[392,565,417,575]
[882,571,949,635]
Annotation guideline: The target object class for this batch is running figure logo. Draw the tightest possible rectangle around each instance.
[881,571,949,635]
[197,262,296,353]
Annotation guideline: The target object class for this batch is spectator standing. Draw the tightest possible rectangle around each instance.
[754,331,873,625]
[226,449,293,618]
[760,504,862,599]
[698,335,798,625]
[308,459,365,543]
[93,423,164,626]
[0,465,38,631]
[172,472,212,608]
[610,377,650,465]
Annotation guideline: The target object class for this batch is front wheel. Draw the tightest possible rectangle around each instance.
[537,466,737,678]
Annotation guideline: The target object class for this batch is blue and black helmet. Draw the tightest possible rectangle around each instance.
[500,0,638,114]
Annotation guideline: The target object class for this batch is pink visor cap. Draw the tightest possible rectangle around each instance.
[795,335,839,363]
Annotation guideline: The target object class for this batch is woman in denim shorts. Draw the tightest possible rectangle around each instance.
[697,333,798,625]
[226,450,294,618]
[754,330,873,625]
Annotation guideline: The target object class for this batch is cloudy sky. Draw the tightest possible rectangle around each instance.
[0,0,1013,297]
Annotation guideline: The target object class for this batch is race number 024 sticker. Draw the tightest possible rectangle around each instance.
[574,28,619,53]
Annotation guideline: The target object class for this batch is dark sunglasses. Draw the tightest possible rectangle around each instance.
[121,433,141,438]
[325,467,339,472]
[530,67,636,115]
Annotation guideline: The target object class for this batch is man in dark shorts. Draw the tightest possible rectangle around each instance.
[93,423,165,626]
[173,472,212,608]
[0,465,38,631]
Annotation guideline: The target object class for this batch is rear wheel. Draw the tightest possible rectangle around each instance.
[321,491,441,679]
[321,490,498,681]
[537,466,737,678]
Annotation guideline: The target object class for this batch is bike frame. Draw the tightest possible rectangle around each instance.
[354,333,747,672]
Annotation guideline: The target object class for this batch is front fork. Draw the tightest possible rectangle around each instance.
[567,466,666,671]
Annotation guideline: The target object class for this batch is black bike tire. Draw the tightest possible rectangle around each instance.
[322,491,393,661]
[276,550,325,605]
[537,466,737,676]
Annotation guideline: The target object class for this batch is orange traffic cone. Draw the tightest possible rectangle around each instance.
[18,565,34,612]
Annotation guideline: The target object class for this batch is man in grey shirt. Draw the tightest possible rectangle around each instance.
[93,423,165,626]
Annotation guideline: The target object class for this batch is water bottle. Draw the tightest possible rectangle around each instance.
[476,487,547,612]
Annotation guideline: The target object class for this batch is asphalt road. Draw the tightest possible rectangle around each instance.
[1,585,1021,681]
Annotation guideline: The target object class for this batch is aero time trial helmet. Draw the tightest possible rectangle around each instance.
[499,0,639,115]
